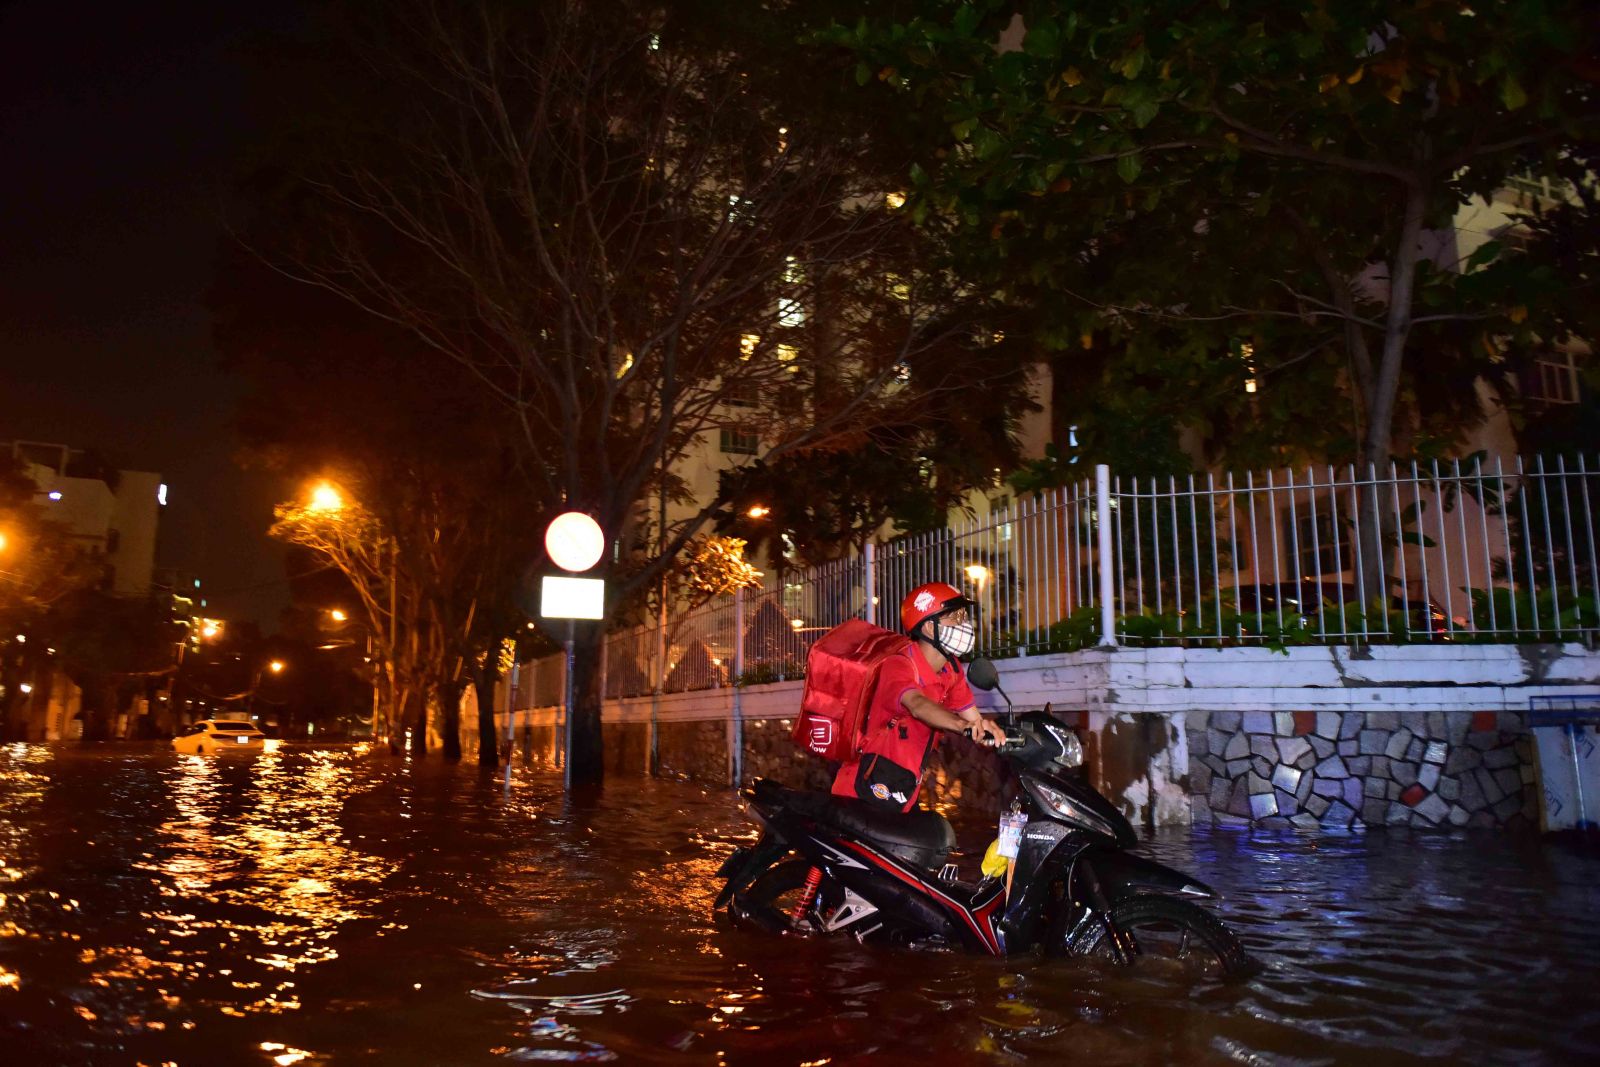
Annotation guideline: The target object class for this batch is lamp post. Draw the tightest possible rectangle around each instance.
[540,512,606,793]
[247,659,286,722]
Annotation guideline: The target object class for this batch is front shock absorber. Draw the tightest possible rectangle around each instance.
[789,866,824,927]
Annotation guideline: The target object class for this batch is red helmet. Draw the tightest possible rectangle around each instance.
[900,581,975,635]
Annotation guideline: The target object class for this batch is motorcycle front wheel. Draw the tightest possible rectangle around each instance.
[740,858,844,934]
[1072,896,1255,980]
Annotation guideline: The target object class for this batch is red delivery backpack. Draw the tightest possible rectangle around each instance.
[791,618,911,761]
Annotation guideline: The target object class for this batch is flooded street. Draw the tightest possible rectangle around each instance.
[2,744,1599,1066]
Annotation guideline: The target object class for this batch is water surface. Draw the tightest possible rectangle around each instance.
[1,743,1598,1065]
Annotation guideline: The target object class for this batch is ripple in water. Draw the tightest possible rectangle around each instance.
[0,744,1598,1065]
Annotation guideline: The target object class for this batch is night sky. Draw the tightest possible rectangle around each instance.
[0,1,301,628]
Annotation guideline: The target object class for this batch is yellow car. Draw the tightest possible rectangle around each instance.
[172,719,266,755]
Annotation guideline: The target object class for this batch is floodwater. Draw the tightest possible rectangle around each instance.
[1,745,1598,1067]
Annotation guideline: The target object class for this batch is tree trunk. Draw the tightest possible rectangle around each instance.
[568,625,606,786]
[474,661,500,770]
[1354,182,1428,621]
[0,652,20,741]
[439,678,463,761]
[80,680,116,742]
[407,689,428,756]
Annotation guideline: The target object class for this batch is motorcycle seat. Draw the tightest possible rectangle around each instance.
[822,799,956,872]
[752,781,954,871]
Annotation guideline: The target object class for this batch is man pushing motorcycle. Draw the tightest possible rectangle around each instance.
[832,582,1008,813]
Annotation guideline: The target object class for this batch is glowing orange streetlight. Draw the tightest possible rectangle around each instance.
[268,660,286,675]
[329,608,348,623]
[747,505,770,519]
[199,619,222,641]
[307,481,344,513]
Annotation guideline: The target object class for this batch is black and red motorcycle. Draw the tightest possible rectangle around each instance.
[715,660,1254,978]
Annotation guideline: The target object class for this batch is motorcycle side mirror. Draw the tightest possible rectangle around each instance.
[966,657,999,691]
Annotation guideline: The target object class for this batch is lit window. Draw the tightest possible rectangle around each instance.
[885,274,910,302]
[885,191,907,210]
[1241,341,1258,394]
[776,343,799,374]
[728,194,752,221]
[615,351,634,379]
[739,333,760,360]
[893,362,911,382]
[777,298,805,328]
[782,256,805,285]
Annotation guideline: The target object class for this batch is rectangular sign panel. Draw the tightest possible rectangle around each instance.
[540,575,605,620]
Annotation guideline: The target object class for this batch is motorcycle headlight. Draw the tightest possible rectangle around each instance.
[1023,778,1116,838]
[1041,722,1084,768]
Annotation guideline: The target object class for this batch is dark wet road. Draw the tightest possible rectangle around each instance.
[2,743,1598,1066]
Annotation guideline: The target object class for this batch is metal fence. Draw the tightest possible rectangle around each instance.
[589,453,1598,699]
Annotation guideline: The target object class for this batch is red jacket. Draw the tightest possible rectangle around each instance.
[831,646,975,812]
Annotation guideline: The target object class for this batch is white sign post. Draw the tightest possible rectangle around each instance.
[540,512,607,790]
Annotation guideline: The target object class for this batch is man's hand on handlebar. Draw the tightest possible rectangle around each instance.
[959,709,1007,747]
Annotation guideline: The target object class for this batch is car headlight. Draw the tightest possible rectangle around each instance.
[1041,722,1084,768]
[1023,778,1117,838]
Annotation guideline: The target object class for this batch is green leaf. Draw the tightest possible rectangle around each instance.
[1024,18,1060,57]
[1130,98,1160,128]
[1119,46,1147,80]
[854,61,872,87]
[953,4,979,37]
[1117,153,1142,183]
[950,116,978,140]
[1500,73,1528,110]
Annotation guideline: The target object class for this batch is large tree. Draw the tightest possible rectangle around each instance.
[839,0,1599,588]
[246,0,1030,783]
[217,252,545,764]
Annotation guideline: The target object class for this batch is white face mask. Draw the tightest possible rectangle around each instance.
[937,619,976,657]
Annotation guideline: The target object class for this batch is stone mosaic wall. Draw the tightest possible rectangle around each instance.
[656,719,732,785]
[1188,709,1536,830]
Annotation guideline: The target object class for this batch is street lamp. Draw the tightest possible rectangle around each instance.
[308,481,344,513]
[747,505,770,519]
[329,608,348,623]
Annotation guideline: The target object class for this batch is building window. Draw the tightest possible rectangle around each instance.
[988,493,1013,542]
[775,343,798,374]
[720,428,759,455]
[1505,172,1572,205]
[724,383,759,409]
[777,298,805,328]
[1284,496,1351,578]
[1523,350,1581,406]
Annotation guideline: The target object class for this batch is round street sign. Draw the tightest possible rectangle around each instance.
[545,512,605,572]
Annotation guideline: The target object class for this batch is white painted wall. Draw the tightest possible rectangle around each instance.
[507,642,1600,725]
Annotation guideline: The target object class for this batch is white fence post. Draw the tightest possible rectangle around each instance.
[863,541,877,626]
[731,586,746,788]
[1096,463,1117,647]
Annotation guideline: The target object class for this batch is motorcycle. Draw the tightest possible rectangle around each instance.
[714,659,1254,978]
